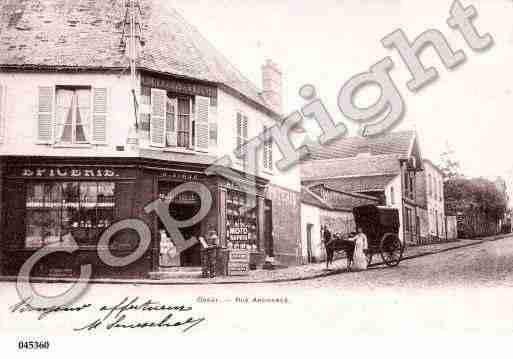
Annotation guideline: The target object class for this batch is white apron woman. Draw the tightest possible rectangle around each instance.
[352,227,369,271]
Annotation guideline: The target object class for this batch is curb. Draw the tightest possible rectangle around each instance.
[1,234,511,286]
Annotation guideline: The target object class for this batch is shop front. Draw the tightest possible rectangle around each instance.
[155,168,271,275]
[1,157,273,279]
[2,158,150,278]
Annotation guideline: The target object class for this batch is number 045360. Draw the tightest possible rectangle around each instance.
[18,340,50,350]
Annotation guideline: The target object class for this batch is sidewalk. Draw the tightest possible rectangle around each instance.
[1,233,511,285]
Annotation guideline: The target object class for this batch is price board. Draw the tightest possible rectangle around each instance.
[228,249,250,276]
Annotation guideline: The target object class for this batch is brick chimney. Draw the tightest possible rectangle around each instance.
[261,59,283,114]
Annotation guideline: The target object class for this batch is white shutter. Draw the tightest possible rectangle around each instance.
[209,101,218,147]
[92,87,108,144]
[195,95,210,152]
[263,126,273,171]
[37,86,54,144]
[166,97,177,147]
[236,112,243,159]
[0,84,4,141]
[150,88,167,148]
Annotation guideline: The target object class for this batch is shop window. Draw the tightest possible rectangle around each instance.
[55,87,91,144]
[25,182,115,248]
[225,190,259,251]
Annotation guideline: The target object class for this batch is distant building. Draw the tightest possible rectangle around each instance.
[417,159,446,242]
[301,130,450,246]
[300,185,378,263]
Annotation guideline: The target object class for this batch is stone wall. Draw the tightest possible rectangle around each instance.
[268,184,301,266]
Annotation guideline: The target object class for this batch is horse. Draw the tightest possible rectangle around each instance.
[323,232,356,271]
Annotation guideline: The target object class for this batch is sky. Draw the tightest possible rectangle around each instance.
[168,0,513,191]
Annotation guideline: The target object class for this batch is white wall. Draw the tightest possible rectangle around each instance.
[300,203,322,262]
[384,174,405,242]
[0,72,301,196]
[424,161,446,237]
[0,71,135,157]
[217,88,301,193]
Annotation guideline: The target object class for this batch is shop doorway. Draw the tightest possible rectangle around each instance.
[158,181,203,268]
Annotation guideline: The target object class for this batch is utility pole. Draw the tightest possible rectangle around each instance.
[122,0,144,149]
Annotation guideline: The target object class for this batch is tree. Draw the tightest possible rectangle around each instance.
[444,177,509,237]
[438,141,462,179]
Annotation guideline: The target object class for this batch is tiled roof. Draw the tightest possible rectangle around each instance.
[301,186,333,210]
[0,0,272,113]
[305,130,416,160]
[301,154,401,182]
[307,175,397,194]
[303,184,379,211]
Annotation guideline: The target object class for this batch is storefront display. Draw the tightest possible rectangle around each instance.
[225,189,258,251]
[1,158,273,279]
[25,182,115,248]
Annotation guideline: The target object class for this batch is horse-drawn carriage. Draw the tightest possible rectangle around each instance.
[324,205,404,269]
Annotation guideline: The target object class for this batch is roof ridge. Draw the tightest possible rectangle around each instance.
[301,186,334,210]
[303,153,401,163]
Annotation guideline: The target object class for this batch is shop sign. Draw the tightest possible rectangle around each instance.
[228,249,250,276]
[159,172,202,182]
[229,226,249,243]
[141,75,217,100]
[20,168,119,178]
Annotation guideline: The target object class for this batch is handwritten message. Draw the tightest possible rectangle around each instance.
[10,297,206,333]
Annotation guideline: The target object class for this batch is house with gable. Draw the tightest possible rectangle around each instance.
[301,130,431,246]
[0,0,302,278]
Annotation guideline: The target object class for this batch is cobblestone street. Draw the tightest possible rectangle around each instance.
[3,235,513,336]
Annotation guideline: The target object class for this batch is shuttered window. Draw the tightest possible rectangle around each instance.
[195,95,210,152]
[263,125,273,171]
[92,87,108,144]
[0,84,4,140]
[209,101,218,147]
[37,86,108,145]
[166,97,177,147]
[150,88,167,147]
[236,112,248,164]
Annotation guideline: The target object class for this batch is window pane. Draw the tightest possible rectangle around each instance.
[141,86,151,105]
[26,182,116,249]
[177,98,190,148]
[140,113,151,132]
[56,88,91,144]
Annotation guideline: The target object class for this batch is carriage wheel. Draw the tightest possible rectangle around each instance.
[380,233,403,267]
[366,252,373,266]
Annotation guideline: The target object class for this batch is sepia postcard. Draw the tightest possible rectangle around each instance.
[0,0,512,356]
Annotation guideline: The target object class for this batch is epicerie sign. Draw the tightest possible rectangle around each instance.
[20,168,119,178]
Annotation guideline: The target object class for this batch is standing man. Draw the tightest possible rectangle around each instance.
[201,229,219,278]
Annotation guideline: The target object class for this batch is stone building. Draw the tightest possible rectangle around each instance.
[301,130,436,246]
[0,0,301,278]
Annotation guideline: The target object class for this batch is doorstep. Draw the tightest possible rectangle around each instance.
[149,267,203,280]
